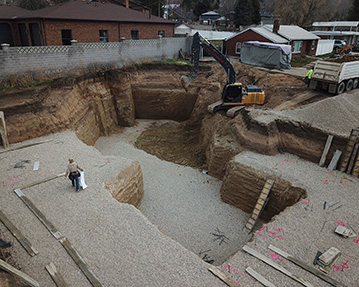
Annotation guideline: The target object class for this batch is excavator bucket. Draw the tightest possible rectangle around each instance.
[180,75,192,92]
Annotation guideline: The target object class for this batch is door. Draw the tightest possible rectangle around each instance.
[61,29,72,45]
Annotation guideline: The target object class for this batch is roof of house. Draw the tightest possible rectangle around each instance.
[201,11,219,16]
[264,25,319,40]
[0,4,28,19]
[312,31,359,36]
[313,21,359,27]
[226,27,288,44]
[0,0,174,24]
[191,30,235,40]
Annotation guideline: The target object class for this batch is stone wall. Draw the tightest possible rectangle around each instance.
[0,37,191,85]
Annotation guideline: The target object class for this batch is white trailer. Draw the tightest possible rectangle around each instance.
[310,60,359,94]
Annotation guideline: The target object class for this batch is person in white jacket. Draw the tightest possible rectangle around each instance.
[65,158,83,192]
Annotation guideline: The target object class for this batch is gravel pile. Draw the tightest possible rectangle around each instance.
[0,130,225,287]
[95,120,252,266]
[222,151,359,286]
[250,90,359,137]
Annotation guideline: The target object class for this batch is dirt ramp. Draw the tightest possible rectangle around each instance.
[221,155,306,221]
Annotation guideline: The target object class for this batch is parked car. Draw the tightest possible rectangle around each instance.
[353,41,359,52]
[334,40,346,49]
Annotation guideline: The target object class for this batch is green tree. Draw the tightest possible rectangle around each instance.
[19,0,47,10]
[137,0,163,17]
[51,0,70,4]
[234,0,254,27]
[193,0,214,19]
[181,0,196,10]
[252,0,261,24]
[349,0,359,20]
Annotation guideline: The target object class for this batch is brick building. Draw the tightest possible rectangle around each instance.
[226,20,319,57]
[0,0,175,47]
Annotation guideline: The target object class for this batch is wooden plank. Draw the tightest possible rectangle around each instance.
[268,245,347,287]
[339,130,358,172]
[246,267,276,287]
[60,237,103,287]
[19,173,65,190]
[346,143,359,174]
[319,135,333,167]
[328,150,342,171]
[0,139,52,154]
[242,245,314,287]
[0,258,39,287]
[14,189,62,239]
[45,262,68,287]
[352,155,359,176]
[208,265,239,287]
[0,210,38,256]
[246,179,274,232]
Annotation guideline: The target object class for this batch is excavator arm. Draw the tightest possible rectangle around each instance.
[181,32,236,90]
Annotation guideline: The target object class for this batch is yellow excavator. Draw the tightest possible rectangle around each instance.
[181,32,265,117]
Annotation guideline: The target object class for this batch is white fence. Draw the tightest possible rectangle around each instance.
[0,37,192,80]
[316,39,334,56]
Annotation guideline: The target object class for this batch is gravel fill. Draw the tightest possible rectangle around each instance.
[221,151,359,286]
[0,130,225,287]
[250,89,359,137]
[95,120,252,266]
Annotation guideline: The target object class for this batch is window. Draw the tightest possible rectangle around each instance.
[131,30,139,40]
[99,30,108,42]
[311,40,316,50]
[235,42,242,54]
[158,30,165,38]
[61,29,72,45]
[29,23,41,46]
[220,19,226,25]
[292,41,303,53]
[18,23,29,46]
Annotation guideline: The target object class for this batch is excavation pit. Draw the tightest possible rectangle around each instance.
[2,62,358,284]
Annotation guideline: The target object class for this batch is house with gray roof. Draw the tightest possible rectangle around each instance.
[199,11,228,29]
[225,20,319,57]
[311,21,359,46]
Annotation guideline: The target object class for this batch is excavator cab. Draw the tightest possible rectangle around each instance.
[222,83,243,103]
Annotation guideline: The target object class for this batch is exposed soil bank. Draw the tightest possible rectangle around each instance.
[200,110,348,179]
[221,156,306,221]
[0,64,201,146]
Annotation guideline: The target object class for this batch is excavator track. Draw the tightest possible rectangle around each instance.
[207,100,223,114]
[226,106,245,118]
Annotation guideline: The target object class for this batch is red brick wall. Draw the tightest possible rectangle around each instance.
[119,22,174,40]
[300,40,318,56]
[44,20,120,46]
[226,30,273,56]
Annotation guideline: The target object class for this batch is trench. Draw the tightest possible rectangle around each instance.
[1,63,342,265]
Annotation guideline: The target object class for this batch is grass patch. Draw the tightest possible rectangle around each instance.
[0,79,53,92]
[291,53,334,67]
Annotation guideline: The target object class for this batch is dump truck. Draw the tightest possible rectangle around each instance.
[310,60,359,94]
[181,32,265,117]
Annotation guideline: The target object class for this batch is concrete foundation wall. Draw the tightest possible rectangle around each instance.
[0,37,191,80]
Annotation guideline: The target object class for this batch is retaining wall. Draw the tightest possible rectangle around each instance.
[0,37,191,80]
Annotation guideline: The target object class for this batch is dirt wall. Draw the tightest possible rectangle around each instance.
[0,64,202,146]
[201,110,348,179]
[105,161,144,207]
[221,159,306,221]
